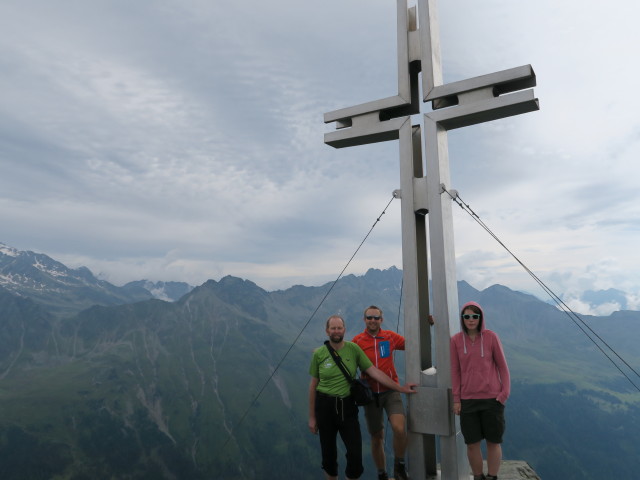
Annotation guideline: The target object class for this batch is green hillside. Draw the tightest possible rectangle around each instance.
[0,269,638,479]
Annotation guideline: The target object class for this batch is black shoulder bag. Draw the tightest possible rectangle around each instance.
[324,341,373,406]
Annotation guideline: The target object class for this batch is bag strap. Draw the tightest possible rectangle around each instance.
[324,341,355,385]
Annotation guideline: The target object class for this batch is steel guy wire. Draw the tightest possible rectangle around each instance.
[442,185,640,393]
[222,192,398,451]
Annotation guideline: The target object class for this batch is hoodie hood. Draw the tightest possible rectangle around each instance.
[460,301,486,356]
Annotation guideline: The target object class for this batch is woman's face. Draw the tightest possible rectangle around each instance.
[462,308,481,333]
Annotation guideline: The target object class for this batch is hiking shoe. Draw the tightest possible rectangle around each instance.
[378,471,389,480]
[393,462,409,480]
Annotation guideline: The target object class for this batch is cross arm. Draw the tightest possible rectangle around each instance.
[324,113,409,149]
[425,64,536,109]
[324,95,409,125]
[427,89,538,130]
[425,65,539,130]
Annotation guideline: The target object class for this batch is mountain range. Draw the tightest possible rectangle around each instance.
[0,243,638,479]
[0,243,193,316]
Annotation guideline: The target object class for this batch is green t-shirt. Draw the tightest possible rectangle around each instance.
[309,342,373,398]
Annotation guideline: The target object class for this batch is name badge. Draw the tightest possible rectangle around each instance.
[378,340,390,358]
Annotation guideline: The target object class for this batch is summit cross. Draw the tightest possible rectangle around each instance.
[324,1,539,479]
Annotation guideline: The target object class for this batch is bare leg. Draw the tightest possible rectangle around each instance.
[466,441,484,476]
[486,441,502,476]
[389,413,407,460]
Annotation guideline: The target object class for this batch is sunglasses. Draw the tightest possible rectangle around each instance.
[365,315,381,320]
[462,314,481,320]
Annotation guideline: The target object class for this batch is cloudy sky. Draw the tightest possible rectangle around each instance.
[1,0,639,314]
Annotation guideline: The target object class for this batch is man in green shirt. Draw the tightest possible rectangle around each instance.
[308,315,416,480]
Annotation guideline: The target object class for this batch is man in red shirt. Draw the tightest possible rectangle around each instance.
[352,305,423,480]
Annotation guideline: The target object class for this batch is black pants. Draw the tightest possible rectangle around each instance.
[315,392,364,479]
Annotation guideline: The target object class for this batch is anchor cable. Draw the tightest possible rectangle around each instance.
[222,192,399,451]
[442,186,640,393]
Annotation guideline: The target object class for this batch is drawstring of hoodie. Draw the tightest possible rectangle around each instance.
[462,331,485,357]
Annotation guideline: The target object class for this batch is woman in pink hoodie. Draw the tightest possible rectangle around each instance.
[450,302,510,480]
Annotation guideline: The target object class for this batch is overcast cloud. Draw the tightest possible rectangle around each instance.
[1,0,640,314]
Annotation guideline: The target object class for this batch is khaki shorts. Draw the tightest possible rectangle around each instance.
[363,391,406,434]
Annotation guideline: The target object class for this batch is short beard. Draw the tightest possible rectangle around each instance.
[330,334,344,343]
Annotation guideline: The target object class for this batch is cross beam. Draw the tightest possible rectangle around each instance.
[324,1,539,479]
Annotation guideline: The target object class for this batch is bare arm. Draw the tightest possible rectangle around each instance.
[363,365,416,394]
[308,377,319,434]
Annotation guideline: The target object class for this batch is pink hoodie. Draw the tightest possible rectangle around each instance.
[450,301,510,404]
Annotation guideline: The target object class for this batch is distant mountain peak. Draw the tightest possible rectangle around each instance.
[123,280,193,302]
[0,243,153,316]
[0,242,19,257]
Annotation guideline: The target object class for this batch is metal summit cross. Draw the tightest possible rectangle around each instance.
[324,1,539,479]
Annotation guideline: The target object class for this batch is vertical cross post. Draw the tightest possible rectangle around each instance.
[324,1,539,478]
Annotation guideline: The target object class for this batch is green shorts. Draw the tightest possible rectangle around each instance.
[460,398,505,444]
[363,391,405,434]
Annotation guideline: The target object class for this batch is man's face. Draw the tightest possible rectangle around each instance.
[364,309,383,334]
[326,317,345,343]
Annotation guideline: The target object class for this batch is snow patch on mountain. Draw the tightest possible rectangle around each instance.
[0,243,18,257]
